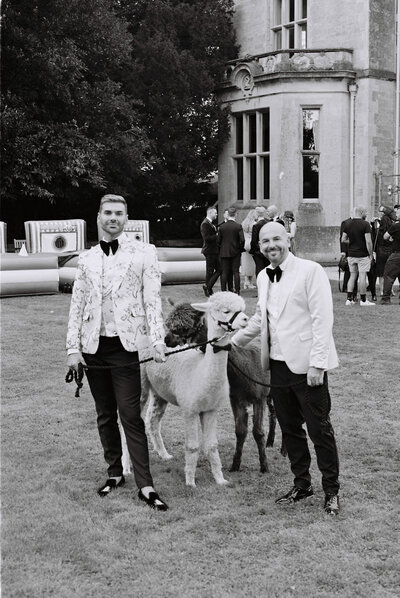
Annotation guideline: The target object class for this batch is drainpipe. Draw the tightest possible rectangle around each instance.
[394,0,400,195]
[348,81,358,215]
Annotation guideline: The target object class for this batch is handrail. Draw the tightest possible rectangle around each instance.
[227,48,353,65]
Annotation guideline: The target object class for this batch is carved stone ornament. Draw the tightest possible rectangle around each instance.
[290,54,312,71]
[231,60,263,94]
[313,53,333,70]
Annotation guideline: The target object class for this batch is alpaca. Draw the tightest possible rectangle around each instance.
[165,301,286,473]
[140,291,248,487]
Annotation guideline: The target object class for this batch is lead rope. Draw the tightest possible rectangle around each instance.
[65,336,223,397]
[65,339,331,421]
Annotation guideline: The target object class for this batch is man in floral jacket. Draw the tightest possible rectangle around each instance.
[66,194,169,511]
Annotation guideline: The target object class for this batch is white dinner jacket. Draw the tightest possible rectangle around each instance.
[66,233,165,354]
[232,252,339,374]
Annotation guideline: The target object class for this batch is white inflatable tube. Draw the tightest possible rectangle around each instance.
[0,254,59,297]
[156,247,204,262]
[160,260,206,284]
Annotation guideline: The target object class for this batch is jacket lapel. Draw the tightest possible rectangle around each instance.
[87,245,103,292]
[112,234,134,292]
[275,253,297,320]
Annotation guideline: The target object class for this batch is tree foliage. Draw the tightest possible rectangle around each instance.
[1,0,238,239]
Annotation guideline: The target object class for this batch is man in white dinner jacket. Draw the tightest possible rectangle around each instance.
[232,221,340,515]
[66,194,169,511]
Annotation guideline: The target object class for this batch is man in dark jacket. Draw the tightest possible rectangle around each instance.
[381,204,400,304]
[218,206,245,294]
[200,206,220,296]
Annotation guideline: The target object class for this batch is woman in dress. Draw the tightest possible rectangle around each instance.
[240,209,257,289]
[282,210,297,254]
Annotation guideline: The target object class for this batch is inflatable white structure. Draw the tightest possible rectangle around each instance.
[0,254,59,297]
[0,222,7,253]
[24,219,86,253]
[124,220,149,243]
[157,247,205,284]
[58,246,206,286]
[96,219,150,243]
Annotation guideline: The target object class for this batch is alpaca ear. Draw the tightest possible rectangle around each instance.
[190,302,208,312]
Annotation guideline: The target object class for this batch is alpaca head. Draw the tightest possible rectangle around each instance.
[165,302,206,347]
[191,292,248,339]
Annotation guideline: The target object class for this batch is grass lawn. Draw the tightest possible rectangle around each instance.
[1,281,400,597]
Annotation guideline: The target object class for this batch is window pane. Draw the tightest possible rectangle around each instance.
[235,115,243,154]
[303,109,320,151]
[275,29,282,50]
[289,0,295,22]
[303,156,319,198]
[263,156,270,199]
[235,158,243,201]
[262,110,270,152]
[236,159,243,201]
[249,114,257,153]
[288,25,295,49]
[300,24,307,49]
[275,0,282,25]
[302,0,307,18]
[249,157,257,200]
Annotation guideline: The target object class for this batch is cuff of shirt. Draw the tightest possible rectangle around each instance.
[67,349,80,355]
[153,340,166,347]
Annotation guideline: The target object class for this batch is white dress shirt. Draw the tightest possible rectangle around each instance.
[267,256,290,361]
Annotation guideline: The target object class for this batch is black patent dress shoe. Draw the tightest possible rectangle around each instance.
[97,476,125,497]
[275,485,314,504]
[138,489,169,511]
[202,284,210,297]
[324,493,340,515]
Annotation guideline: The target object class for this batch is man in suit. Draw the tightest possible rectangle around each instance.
[200,206,221,296]
[218,206,245,294]
[232,221,340,515]
[66,194,168,511]
[250,206,270,276]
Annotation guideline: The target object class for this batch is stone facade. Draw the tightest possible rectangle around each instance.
[217,0,398,262]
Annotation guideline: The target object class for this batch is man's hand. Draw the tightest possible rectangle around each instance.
[67,352,86,371]
[154,344,166,363]
[307,366,324,387]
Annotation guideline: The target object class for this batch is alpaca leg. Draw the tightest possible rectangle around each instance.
[118,413,132,475]
[184,414,200,487]
[252,400,268,473]
[145,391,173,460]
[201,411,228,485]
[229,400,248,472]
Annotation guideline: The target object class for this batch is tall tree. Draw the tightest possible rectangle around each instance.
[1,0,238,239]
[1,0,149,213]
[127,0,238,206]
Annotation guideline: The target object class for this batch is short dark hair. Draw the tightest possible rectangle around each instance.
[99,194,127,211]
[394,204,400,209]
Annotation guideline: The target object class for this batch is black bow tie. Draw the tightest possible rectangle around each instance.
[100,239,119,256]
[213,343,232,353]
[266,266,282,283]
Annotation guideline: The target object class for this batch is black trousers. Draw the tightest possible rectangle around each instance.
[270,359,340,495]
[83,336,153,489]
[204,253,221,291]
[382,252,400,299]
[220,254,241,293]
[252,253,270,277]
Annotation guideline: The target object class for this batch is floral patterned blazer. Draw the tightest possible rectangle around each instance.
[66,233,165,354]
